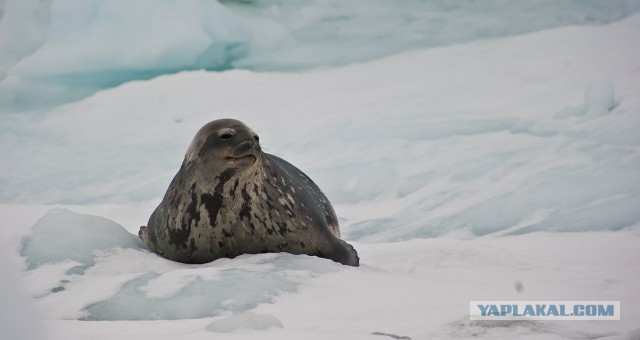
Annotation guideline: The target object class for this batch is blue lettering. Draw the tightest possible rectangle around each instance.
[598,305,614,316]
[488,305,500,316]
[548,305,559,316]
[523,305,535,316]
[475,302,615,319]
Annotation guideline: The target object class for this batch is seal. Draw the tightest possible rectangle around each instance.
[139,119,359,266]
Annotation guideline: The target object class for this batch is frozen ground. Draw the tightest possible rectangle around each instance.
[1,4,639,340]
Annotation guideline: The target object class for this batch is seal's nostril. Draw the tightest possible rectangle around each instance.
[233,141,255,157]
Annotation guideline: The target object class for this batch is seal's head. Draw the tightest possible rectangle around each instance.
[184,119,261,168]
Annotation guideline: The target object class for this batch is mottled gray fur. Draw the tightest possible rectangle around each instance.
[139,119,359,266]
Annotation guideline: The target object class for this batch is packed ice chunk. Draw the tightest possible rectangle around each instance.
[20,208,145,271]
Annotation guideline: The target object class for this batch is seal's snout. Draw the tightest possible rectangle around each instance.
[233,140,257,157]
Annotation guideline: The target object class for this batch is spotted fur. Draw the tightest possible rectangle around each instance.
[140,119,359,266]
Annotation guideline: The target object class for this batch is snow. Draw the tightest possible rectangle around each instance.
[1,3,640,340]
[0,243,47,340]
[19,209,340,321]
[206,312,284,333]
[5,206,640,339]
[2,11,639,239]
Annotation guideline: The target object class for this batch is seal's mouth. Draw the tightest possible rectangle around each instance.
[226,140,259,165]
[225,154,257,165]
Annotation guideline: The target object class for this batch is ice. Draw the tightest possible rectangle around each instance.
[225,0,640,71]
[0,0,50,78]
[205,312,283,332]
[82,255,335,321]
[555,74,618,119]
[5,13,639,241]
[19,208,341,321]
[21,208,146,271]
[0,0,250,111]
[1,0,640,112]
[12,207,640,338]
[1,5,640,339]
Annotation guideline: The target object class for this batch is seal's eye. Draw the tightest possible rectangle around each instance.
[218,128,235,140]
[254,135,260,143]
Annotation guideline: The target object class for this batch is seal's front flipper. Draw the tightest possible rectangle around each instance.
[139,226,150,243]
[138,226,161,254]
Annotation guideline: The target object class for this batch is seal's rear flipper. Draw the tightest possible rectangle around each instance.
[342,240,360,267]
[330,239,360,267]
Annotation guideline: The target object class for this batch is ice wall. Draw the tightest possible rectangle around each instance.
[1,0,639,112]
[0,0,250,112]
[225,0,640,70]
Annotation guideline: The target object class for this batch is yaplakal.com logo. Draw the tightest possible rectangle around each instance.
[470,301,620,320]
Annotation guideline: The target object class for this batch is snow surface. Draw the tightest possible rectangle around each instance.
[2,11,639,239]
[1,3,640,340]
[0,241,47,340]
[4,206,640,339]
